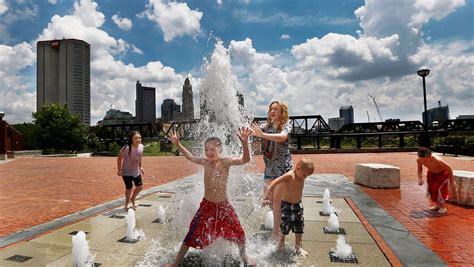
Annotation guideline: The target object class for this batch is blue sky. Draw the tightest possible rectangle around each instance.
[0,0,473,124]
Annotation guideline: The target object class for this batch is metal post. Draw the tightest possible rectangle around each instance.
[422,76,428,127]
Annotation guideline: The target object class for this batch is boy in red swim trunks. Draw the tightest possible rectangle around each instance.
[165,127,254,266]
[417,147,457,214]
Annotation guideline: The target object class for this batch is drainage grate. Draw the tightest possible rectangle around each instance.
[68,231,89,235]
[5,255,33,263]
[323,227,346,235]
[158,195,172,198]
[317,200,332,203]
[93,263,102,267]
[117,237,140,244]
[138,204,152,207]
[109,214,125,219]
[319,211,338,217]
[329,251,358,264]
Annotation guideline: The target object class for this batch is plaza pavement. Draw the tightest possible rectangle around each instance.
[0,152,473,266]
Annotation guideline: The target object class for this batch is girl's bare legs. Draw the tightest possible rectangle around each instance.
[124,189,132,210]
[130,185,142,208]
[272,185,282,240]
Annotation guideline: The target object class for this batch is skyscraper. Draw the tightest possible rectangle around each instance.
[161,99,181,122]
[423,101,450,126]
[339,106,354,125]
[135,81,156,123]
[181,77,194,120]
[37,39,91,125]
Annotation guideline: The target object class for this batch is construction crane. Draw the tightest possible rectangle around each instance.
[368,94,383,122]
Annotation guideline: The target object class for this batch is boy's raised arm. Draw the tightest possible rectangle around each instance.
[168,131,206,165]
[226,127,251,166]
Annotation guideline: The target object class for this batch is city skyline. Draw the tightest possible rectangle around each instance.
[0,0,473,125]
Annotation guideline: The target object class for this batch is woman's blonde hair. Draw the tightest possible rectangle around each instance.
[266,100,289,131]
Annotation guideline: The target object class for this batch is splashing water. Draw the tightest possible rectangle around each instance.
[157,205,166,223]
[264,210,274,230]
[138,40,278,266]
[126,209,145,241]
[321,188,335,215]
[325,213,340,232]
[323,188,331,202]
[333,235,353,259]
[72,231,95,267]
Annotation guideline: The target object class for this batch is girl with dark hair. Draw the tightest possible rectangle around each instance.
[117,131,145,210]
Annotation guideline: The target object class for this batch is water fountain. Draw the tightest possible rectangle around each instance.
[137,39,276,266]
[72,231,95,267]
[333,235,353,260]
[325,212,340,232]
[321,189,335,215]
[157,205,166,223]
[125,209,145,242]
[264,210,274,230]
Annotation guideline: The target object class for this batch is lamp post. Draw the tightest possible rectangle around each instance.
[417,68,430,148]
[417,68,430,127]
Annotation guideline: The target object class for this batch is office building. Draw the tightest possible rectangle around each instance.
[135,81,156,123]
[37,39,91,125]
[339,106,354,125]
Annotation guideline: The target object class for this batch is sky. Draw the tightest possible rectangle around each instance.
[0,0,473,125]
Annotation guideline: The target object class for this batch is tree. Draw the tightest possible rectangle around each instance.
[32,104,88,152]
[11,123,39,150]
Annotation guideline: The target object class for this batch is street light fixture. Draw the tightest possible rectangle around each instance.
[417,68,430,127]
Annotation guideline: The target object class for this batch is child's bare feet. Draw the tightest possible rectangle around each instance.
[244,256,256,267]
[428,205,439,211]
[438,207,447,214]
[295,248,308,257]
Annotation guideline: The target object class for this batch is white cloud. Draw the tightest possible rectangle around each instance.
[280,34,290,40]
[217,0,222,6]
[140,0,203,42]
[0,1,38,42]
[48,0,58,4]
[229,38,274,67]
[112,14,132,31]
[2,0,186,124]
[0,0,8,15]
[229,36,472,123]
[0,42,36,122]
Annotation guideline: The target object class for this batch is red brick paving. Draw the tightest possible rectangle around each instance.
[1,152,473,266]
[0,157,197,237]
